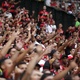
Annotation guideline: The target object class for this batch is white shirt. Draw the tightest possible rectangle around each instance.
[45,0,51,6]
[4,12,12,18]
[51,25,57,30]
[34,41,45,49]
[46,25,53,33]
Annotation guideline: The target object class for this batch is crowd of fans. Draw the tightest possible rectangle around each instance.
[46,0,80,15]
[0,0,80,80]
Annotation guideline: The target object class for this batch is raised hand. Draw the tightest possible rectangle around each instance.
[12,29,20,38]
[43,44,54,55]
[34,45,43,54]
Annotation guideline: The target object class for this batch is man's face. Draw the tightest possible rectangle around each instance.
[59,24,62,28]
[31,18,34,23]
[36,35,41,42]
[54,51,60,59]
[10,48,17,56]
[18,64,27,72]
[3,59,13,69]
[43,6,46,10]
[70,49,75,55]
[53,59,60,67]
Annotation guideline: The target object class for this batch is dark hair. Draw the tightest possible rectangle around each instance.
[49,50,56,58]
[40,73,53,80]
[0,58,8,65]
[17,61,26,67]
[35,63,41,68]
[43,61,50,70]
[60,54,68,60]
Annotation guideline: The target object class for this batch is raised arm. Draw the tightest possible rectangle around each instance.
[22,44,55,80]
[10,50,20,62]
[0,31,19,59]
[73,44,80,57]
[53,61,77,80]
[42,32,57,44]
[37,44,54,62]
[6,43,35,76]
[25,26,31,43]
[58,38,76,52]
[22,45,43,80]
[0,31,9,44]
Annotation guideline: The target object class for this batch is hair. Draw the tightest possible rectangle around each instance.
[35,63,41,68]
[43,61,50,70]
[17,61,26,67]
[40,73,53,80]
[60,54,68,60]
[0,58,8,65]
[48,49,56,58]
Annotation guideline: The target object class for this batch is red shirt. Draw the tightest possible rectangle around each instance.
[39,10,49,21]
[40,22,45,28]
[51,2,57,7]
[26,18,30,22]
[0,22,2,27]
[2,70,10,79]
[57,28,64,34]
[10,4,15,13]
[2,1,10,7]
[49,18,54,25]
[39,10,48,16]
[2,1,10,11]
